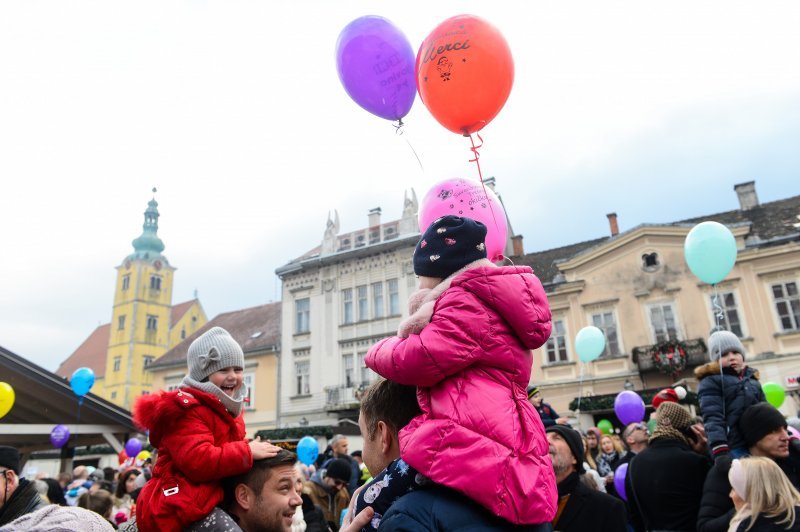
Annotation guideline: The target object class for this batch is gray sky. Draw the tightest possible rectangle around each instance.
[1,1,799,372]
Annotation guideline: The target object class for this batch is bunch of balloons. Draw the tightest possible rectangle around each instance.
[0,382,14,419]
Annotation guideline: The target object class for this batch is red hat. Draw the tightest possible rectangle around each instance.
[652,388,679,409]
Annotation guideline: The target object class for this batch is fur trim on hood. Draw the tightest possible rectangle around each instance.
[694,360,760,381]
[398,259,495,338]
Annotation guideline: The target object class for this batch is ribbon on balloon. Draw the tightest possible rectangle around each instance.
[69,367,96,448]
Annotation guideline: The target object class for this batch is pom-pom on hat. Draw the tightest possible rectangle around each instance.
[652,388,679,410]
[708,330,746,361]
[413,215,488,279]
[739,402,787,449]
[187,327,245,382]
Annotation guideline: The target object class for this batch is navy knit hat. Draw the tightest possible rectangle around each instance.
[739,402,787,448]
[324,458,353,483]
[413,215,488,279]
[0,445,20,474]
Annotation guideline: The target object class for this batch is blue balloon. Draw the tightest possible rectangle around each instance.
[296,436,319,466]
[575,326,606,362]
[70,367,95,398]
[684,221,737,285]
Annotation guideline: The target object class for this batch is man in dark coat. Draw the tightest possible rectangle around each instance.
[546,425,627,532]
[528,386,568,427]
[626,402,711,532]
[698,402,798,532]
[0,446,48,527]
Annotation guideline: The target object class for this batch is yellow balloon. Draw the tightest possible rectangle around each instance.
[136,450,152,461]
[0,382,15,419]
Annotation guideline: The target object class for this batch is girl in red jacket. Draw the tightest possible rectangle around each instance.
[133,327,279,532]
[365,215,557,527]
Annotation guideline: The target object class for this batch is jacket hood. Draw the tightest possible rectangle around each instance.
[132,388,228,447]
[694,360,760,381]
[454,263,552,350]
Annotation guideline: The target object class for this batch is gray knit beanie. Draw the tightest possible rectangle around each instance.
[708,330,746,361]
[0,505,115,531]
[187,327,245,381]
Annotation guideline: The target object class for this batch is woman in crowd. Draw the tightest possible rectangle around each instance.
[596,434,626,488]
[729,456,800,531]
[111,468,140,527]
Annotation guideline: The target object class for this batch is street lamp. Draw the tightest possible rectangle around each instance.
[623,379,635,391]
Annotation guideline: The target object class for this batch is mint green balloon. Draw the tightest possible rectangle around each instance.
[576,326,606,362]
[684,221,737,285]
[763,382,786,408]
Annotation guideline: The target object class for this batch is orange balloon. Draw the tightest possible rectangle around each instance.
[417,15,514,135]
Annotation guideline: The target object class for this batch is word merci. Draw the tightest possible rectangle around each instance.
[420,39,471,64]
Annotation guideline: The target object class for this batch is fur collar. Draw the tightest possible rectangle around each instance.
[694,360,760,380]
[397,259,495,337]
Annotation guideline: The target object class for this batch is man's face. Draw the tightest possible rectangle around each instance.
[323,475,347,493]
[332,437,349,456]
[359,411,384,477]
[240,465,302,532]
[547,432,576,478]
[586,432,598,448]
[624,422,649,447]
[751,426,790,459]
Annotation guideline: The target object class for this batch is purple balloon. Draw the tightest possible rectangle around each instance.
[125,437,143,457]
[50,424,70,448]
[336,16,416,121]
[614,463,629,501]
[614,390,646,425]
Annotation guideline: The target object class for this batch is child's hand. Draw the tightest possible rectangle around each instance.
[249,436,282,460]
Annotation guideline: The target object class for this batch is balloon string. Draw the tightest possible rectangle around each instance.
[712,285,725,331]
[394,120,424,173]
[467,133,501,253]
[576,363,585,418]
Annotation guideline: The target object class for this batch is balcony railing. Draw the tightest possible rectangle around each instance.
[324,382,371,411]
[631,338,708,372]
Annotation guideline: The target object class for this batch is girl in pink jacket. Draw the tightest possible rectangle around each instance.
[365,215,557,526]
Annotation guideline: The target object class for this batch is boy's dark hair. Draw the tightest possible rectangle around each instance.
[77,489,114,518]
[222,449,297,510]
[359,378,421,440]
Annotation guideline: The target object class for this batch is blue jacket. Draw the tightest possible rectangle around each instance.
[536,402,560,428]
[695,360,765,453]
[378,484,553,531]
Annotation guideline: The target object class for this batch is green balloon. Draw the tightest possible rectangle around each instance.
[598,419,613,435]
[763,382,786,408]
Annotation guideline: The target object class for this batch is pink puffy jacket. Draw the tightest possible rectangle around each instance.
[366,262,557,525]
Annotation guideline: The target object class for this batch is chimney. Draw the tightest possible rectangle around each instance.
[483,176,496,191]
[606,212,619,237]
[511,235,524,256]
[368,207,382,228]
[734,181,759,210]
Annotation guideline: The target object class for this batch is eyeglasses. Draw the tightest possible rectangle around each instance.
[633,423,648,432]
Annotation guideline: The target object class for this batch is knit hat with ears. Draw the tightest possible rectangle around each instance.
[708,330,746,361]
[181,327,247,417]
[413,215,487,279]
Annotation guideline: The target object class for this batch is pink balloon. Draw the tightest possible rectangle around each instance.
[418,178,508,261]
[789,426,800,439]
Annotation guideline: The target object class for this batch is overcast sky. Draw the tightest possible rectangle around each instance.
[1,1,799,372]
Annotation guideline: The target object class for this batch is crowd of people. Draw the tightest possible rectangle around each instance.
[2,214,800,531]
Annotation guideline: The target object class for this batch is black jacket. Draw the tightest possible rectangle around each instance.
[554,473,627,532]
[0,478,48,526]
[536,402,560,427]
[379,484,553,531]
[625,437,711,532]
[698,448,800,532]
[735,509,800,532]
[695,361,765,452]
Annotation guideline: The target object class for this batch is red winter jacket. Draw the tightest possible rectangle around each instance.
[132,388,252,532]
[366,263,557,525]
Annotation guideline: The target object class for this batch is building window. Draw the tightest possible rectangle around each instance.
[143,356,154,368]
[343,354,354,388]
[243,372,255,409]
[180,328,186,339]
[295,298,310,334]
[372,282,384,319]
[357,351,376,384]
[710,291,744,337]
[772,281,800,331]
[122,274,130,291]
[117,315,126,331]
[113,357,121,372]
[648,303,679,342]
[146,315,158,331]
[591,311,620,357]
[388,279,400,316]
[111,391,117,399]
[357,285,368,321]
[150,275,162,291]
[342,289,353,324]
[545,320,569,363]
[141,391,150,396]
[641,252,660,272]
[295,360,310,396]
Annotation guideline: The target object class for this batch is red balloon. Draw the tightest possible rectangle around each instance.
[416,15,514,135]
